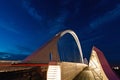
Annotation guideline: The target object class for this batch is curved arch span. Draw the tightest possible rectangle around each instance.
[24,30,84,63]
[57,30,84,63]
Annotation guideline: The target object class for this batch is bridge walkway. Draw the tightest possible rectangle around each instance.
[73,67,103,80]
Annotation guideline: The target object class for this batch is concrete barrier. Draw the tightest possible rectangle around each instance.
[47,62,87,80]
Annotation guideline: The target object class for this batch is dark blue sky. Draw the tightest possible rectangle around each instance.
[0,0,120,65]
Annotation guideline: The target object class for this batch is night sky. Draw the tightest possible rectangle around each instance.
[0,0,120,65]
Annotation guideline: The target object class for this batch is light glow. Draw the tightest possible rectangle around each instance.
[47,65,61,80]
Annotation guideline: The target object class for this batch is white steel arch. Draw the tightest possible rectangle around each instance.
[56,30,84,63]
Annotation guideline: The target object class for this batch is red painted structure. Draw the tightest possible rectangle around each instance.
[93,47,119,80]
[0,63,48,67]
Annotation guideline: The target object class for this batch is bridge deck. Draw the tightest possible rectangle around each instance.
[73,67,103,80]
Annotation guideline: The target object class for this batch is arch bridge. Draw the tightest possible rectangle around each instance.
[12,30,119,80]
